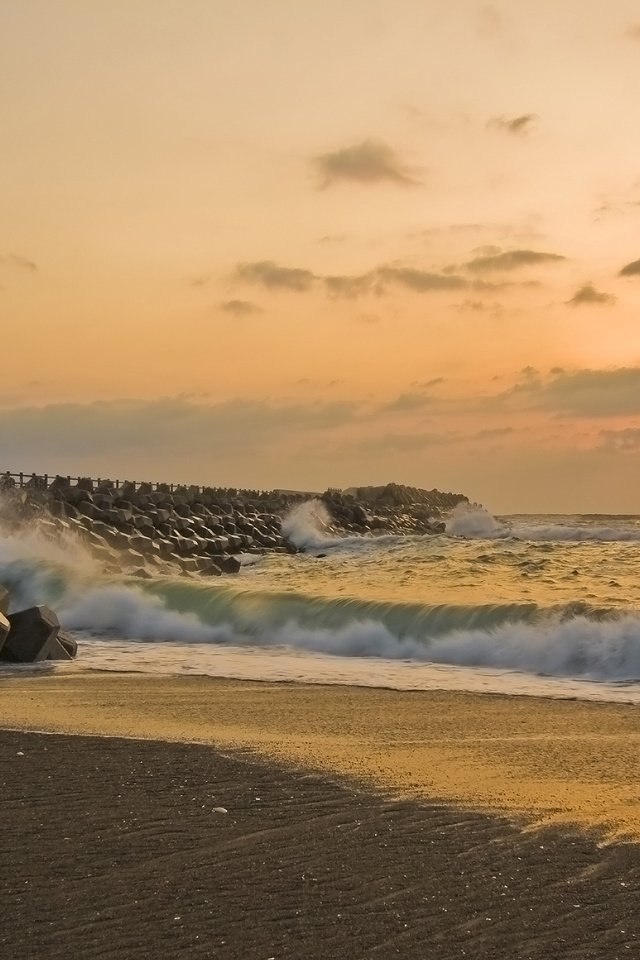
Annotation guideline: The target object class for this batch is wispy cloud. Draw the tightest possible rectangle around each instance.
[454,298,504,316]
[379,392,434,414]
[235,260,315,291]
[376,265,466,292]
[600,427,640,452]
[566,284,616,307]
[497,367,640,418]
[1,254,38,272]
[316,234,347,245]
[488,114,537,136]
[475,4,508,39]
[322,274,374,299]
[464,249,566,272]
[0,397,361,465]
[619,258,640,277]
[235,259,468,298]
[218,299,263,317]
[312,139,420,188]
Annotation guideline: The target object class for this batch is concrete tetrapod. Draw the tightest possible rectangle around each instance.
[2,606,73,663]
[0,586,10,658]
[0,614,9,657]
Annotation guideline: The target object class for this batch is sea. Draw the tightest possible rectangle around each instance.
[2,500,640,704]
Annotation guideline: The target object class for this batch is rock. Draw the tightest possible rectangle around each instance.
[0,613,9,656]
[2,606,63,663]
[0,585,8,616]
[48,631,76,661]
[121,548,146,567]
[48,499,68,518]
[352,503,369,525]
[210,554,241,574]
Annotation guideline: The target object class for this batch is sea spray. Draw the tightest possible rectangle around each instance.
[445,502,506,538]
[3,494,640,690]
[280,498,401,552]
[0,503,101,612]
[59,585,223,643]
[281,499,333,549]
[444,502,640,542]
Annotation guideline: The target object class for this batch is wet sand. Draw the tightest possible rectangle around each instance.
[2,673,640,958]
[2,672,640,837]
[2,726,640,959]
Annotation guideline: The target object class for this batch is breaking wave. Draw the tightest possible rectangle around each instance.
[3,503,640,690]
[2,532,640,683]
[446,503,640,543]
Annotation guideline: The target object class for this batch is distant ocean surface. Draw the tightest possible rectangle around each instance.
[3,502,640,703]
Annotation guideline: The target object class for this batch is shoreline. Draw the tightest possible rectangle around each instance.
[4,727,639,959]
[3,671,640,841]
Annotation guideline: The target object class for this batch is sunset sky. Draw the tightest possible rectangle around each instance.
[2,1,640,512]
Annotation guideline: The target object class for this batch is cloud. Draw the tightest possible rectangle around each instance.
[475,427,516,439]
[218,299,263,317]
[0,397,361,469]
[376,265,467,292]
[189,274,211,288]
[412,378,445,389]
[312,139,420,188]
[464,249,566,272]
[504,367,640,417]
[457,300,489,313]
[234,259,469,298]
[566,284,616,307]
[379,392,433,414]
[316,234,347,245]
[619,258,640,277]
[347,431,453,456]
[476,4,508,38]
[599,427,640,452]
[235,260,315,292]
[323,274,374,299]
[1,254,38,272]
[455,299,503,314]
[488,114,537,136]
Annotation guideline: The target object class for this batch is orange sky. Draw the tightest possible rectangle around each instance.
[2,1,640,511]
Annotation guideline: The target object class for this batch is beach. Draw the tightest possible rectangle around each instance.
[2,673,639,958]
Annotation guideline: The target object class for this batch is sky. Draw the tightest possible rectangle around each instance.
[2,0,640,512]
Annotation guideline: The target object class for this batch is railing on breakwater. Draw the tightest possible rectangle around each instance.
[0,471,271,498]
[0,471,319,501]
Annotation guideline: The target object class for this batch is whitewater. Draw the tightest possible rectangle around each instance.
[3,500,640,703]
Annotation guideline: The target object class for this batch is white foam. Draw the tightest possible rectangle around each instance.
[445,502,640,543]
[280,499,334,549]
[59,585,224,643]
[51,581,640,683]
[445,502,506,538]
[511,523,640,542]
[68,638,640,704]
[280,498,373,551]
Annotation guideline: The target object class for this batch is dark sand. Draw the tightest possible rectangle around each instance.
[1,728,639,960]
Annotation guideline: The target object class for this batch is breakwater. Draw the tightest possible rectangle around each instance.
[0,472,468,580]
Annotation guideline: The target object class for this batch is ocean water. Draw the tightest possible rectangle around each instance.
[2,501,640,703]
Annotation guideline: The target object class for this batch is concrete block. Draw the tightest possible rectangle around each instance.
[0,613,9,656]
[210,554,241,574]
[3,606,61,663]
